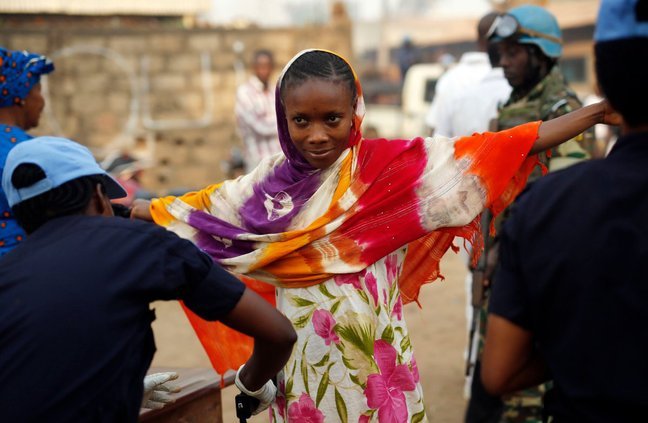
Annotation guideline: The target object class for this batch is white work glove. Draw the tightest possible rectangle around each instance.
[235,365,277,416]
[142,372,180,410]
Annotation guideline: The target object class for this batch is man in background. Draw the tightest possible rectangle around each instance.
[235,49,281,172]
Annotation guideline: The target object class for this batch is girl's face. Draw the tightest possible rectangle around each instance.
[283,78,355,170]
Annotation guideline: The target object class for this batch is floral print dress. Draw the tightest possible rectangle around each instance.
[270,249,427,423]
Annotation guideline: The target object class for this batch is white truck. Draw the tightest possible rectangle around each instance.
[363,63,445,139]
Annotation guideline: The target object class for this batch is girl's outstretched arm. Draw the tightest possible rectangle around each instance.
[531,101,621,155]
[130,199,153,221]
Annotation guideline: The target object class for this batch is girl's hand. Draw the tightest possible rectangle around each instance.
[599,100,623,126]
[130,199,153,221]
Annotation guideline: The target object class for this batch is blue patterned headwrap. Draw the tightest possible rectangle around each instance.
[0,47,54,108]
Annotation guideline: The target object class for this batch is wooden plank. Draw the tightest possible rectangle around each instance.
[139,367,235,423]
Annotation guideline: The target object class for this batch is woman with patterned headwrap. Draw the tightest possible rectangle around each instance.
[0,47,54,256]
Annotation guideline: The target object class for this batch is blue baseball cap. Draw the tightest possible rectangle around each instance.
[2,136,127,207]
[595,0,648,42]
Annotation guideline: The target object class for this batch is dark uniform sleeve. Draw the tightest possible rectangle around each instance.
[488,195,533,331]
[153,225,245,321]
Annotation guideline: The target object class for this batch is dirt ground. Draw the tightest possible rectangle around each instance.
[150,249,469,422]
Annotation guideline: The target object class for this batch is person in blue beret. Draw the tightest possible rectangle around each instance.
[0,47,54,256]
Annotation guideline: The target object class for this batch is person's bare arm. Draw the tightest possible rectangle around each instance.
[220,288,296,391]
[130,199,153,221]
[531,101,621,155]
[481,313,549,395]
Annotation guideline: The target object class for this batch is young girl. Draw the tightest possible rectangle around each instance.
[133,49,616,422]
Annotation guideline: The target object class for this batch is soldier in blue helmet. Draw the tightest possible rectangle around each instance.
[482,0,648,421]
[493,4,595,172]
[466,5,596,423]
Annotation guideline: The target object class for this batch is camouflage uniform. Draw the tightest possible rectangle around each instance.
[475,66,594,423]
[497,66,594,178]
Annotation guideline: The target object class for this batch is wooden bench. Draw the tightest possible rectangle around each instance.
[139,368,235,423]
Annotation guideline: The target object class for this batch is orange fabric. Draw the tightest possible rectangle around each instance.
[150,183,222,227]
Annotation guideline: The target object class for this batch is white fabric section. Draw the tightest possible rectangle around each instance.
[234,75,281,172]
[445,67,512,137]
[164,200,199,242]
[166,218,198,243]
[425,52,491,137]
[415,135,487,232]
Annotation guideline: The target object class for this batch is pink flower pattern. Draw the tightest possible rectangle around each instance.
[334,273,363,289]
[365,271,379,306]
[358,415,371,423]
[392,297,403,320]
[385,253,398,286]
[410,356,420,384]
[288,393,325,423]
[364,340,416,423]
[312,309,340,345]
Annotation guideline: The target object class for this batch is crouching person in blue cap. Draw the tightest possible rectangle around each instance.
[0,136,296,422]
[482,1,648,422]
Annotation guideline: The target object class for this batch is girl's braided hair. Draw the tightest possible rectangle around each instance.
[279,50,357,104]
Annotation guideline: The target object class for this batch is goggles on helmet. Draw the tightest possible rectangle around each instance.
[487,14,563,45]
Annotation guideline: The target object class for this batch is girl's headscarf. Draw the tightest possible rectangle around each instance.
[0,47,54,108]
[233,49,365,235]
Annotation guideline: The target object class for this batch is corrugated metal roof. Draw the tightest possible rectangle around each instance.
[0,0,211,15]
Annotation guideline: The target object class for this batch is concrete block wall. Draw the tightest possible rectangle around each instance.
[0,22,352,193]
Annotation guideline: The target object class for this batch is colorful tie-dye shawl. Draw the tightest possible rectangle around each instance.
[150,50,541,376]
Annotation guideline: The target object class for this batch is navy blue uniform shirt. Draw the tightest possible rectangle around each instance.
[490,132,648,422]
[0,215,245,422]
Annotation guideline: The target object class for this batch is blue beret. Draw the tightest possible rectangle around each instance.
[595,0,648,42]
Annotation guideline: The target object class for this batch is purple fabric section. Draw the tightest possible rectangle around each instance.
[239,162,321,233]
[187,210,255,258]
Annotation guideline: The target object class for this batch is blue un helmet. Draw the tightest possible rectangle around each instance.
[488,5,563,58]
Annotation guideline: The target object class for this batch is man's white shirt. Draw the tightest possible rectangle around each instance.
[425,52,492,137]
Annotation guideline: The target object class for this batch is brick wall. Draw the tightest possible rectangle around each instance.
[0,21,351,192]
